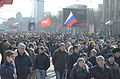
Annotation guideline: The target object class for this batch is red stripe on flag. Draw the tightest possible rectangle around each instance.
[67,18,78,27]
[12,25,20,27]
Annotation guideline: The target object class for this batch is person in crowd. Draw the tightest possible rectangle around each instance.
[14,43,32,79]
[0,50,16,79]
[88,49,97,66]
[90,56,112,79]
[80,53,93,68]
[101,42,113,57]
[67,45,80,79]
[106,53,120,79]
[112,48,120,67]
[35,43,43,54]
[68,46,73,54]
[50,41,59,56]
[82,41,88,53]
[78,44,85,54]
[27,48,37,79]
[52,43,68,79]
[87,41,96,56]
[7,41,17,51]
[0,53,2,67]
[26,42,34,52]
[0,39,10,64]
[42,42,51,57]
[34,46,50,79]
[65,41,72,51]
[70,58,90,79]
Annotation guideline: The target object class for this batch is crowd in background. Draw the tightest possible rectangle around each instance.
[0,32,120,79]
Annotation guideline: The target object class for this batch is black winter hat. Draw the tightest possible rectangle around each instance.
[107,53,114,59]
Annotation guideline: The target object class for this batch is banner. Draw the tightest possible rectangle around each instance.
[40,17,52,27]
[88,24,94,34]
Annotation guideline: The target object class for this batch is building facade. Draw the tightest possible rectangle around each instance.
[103,0,120,35]
[33,0,44,19]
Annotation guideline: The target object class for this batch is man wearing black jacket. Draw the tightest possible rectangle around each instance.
[34,46,50,79]
[15,43,32,79]
[67,45,80,79]
[90,56,112,79]
[52,43,68,79]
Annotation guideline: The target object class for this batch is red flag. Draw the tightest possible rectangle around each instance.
[40,17,51,27]
[0,0,4,5]
[4,0,13,4]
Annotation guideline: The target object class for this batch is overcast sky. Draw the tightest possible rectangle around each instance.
[0,0,103,23]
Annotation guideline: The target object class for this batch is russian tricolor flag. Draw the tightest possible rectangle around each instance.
[65,12,78,27]
[105,21,113,26]
[12,22,20,27]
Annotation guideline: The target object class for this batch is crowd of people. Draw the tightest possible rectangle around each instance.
[0,32,120,79]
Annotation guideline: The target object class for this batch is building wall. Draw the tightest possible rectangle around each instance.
[103,0,120,35]
[33,0,44,18]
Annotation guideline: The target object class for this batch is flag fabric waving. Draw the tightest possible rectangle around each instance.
[64,12,78,27]
[105,21,113,26]
[4,0,13,4]
[12,22,20,27]
[40,17,51,27]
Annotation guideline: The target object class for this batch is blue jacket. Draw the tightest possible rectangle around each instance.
[0,62,15,79]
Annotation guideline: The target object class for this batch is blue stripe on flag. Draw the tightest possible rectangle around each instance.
[65,16,75,25]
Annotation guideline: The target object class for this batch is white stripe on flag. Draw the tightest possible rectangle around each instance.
[64,12,73,24]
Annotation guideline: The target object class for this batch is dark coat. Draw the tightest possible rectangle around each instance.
[34,53,50,71]
[52,49,68,72]
[15,51,32,76]
[70,65,90,79]
[86,61,93,68]
[0,62,15,79]
[88,57,97,66]
[67,52,80,79]
[114,56,120,67]
[106,61,120,79]
[68,53,80,71]
[90,65,112,79]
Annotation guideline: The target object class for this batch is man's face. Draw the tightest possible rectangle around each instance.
[74,48,79,53]
[18,47,25,54]
[97,59,105,66]
[38,49,44,53]
[115,52,120,57]
[60,46,65,51]
[108,57,114,63]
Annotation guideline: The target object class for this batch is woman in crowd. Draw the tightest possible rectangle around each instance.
[0,50,16,79]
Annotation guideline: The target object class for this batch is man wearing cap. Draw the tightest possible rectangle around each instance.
[90,56,112,79]
[14,43,32,79]
[52,43,68,79]
[106,53,120,79]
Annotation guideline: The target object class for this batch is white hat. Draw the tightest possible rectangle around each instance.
[18,43,26,48]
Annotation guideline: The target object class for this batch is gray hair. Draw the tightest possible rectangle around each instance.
[18,43,26,48]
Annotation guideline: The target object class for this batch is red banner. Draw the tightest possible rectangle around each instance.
[4,0,13,4]
[40,17,52,27]
[0,0,4,5]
